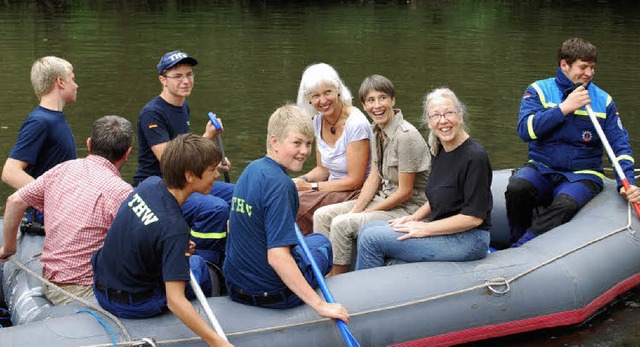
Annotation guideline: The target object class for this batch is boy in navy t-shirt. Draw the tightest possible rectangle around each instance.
[92,133,231,347]
[223,104,349,323]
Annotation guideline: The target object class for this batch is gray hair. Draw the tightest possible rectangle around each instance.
[90,116,134,163]
[423,87,468,156]
[296,63,353,118]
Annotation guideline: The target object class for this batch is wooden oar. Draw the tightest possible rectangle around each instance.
[294,224,360,347]
[207,112,231,183]
[584,104,640,217]
[189,270,229,341]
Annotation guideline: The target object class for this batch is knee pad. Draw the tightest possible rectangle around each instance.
[505,177,538,200]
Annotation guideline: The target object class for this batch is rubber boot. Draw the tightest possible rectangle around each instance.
[511,230,537,248]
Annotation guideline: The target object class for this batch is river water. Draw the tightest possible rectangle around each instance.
[0,0,639,345]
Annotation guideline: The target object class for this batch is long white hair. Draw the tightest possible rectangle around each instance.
[296,63,353,118]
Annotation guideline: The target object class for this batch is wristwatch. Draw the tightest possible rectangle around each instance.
[311,182,319,191]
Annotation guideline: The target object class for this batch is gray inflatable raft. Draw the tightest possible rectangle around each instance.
[1,169,639,346]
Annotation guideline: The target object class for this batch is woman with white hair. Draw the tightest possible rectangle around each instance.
[293,63,372,235]
[355,87,492,270]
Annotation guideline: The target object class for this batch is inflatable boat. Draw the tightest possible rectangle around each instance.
[1,169,639,346]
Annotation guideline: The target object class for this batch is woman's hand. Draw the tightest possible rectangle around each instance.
[389,214,419,227]
[393,221,429,240]
[293,178,312,191]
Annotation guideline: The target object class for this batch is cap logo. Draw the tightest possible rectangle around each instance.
[167,52,188,62]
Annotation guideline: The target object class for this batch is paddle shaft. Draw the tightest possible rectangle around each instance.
[189,270,229,341]
[294,225,360,347]
[216,136,231,183]
[584,104,640,217]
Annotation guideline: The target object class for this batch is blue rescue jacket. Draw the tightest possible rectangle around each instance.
[517,68,635,189]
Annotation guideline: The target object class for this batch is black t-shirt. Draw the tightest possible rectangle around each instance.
[425,137,492,230]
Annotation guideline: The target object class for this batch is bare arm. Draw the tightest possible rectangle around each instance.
[364,171,415,212]
[350,165,381,213]
[268,246,349,323]
[1,158,33,190]
[296,140,369,192]
[165,281,232,347]
[0,192,29,261]
[150,142,168,161]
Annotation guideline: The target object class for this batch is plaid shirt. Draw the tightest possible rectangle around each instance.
[19,155,133,285]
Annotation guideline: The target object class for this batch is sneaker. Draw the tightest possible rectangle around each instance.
[511,231,537,248]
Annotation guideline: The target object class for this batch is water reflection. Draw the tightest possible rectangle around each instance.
[0,0,639,344]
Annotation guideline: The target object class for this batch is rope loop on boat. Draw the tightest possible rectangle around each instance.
[8,258,133,342]
[485,277,510,295]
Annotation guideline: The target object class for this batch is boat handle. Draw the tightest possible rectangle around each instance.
[485,277,510,295]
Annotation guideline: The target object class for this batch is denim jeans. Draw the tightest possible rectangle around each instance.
[355,220,490,270]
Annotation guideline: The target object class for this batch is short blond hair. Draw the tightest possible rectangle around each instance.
[30,56,73,98]
[266,104,314,151]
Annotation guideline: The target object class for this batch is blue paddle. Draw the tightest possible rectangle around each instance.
[294,224,360,347]
[207,112,230,183]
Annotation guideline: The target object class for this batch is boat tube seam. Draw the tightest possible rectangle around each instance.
[8,258,133,342]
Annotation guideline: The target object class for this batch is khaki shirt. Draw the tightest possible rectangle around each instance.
[372,109,431,208]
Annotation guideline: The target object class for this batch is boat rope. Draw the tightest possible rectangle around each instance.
[16,203,639,347]
[8,258,133,342]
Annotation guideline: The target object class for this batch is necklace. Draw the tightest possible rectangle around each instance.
[324,103,344,135]
[325,115,339,135]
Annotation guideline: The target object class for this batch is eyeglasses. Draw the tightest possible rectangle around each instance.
[428,110,457,121]
[164,72,195,81]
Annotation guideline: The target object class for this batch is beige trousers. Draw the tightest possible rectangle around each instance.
[313,196,416,266]
[44,282,94,305]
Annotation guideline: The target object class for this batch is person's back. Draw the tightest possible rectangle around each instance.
[1,56,79,231]
[0,115,134,305]
[224,104,349,324]
[92,133,231,347]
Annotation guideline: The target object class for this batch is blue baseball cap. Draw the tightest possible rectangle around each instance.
[157,50,198,75]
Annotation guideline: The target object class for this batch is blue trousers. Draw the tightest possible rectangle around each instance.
[182,192,229,265]
[94,255,211,319]
[355,220,489,270]
[505,165,602,243]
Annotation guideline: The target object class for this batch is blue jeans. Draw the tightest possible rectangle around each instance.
[94,255,211,319]
[355,220,490,270]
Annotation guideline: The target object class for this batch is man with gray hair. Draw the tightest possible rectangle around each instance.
[1,56,79,232]
[0,116,134,305]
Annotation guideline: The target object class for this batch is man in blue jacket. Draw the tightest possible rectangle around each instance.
[506,38,640,247]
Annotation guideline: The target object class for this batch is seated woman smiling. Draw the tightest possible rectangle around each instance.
[293,63,372,235]
[355,87,492,270]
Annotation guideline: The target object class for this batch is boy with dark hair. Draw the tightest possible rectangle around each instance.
[92,133,231,347]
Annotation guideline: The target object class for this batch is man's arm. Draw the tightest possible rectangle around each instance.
[1,158,33,190]
[0,191,30,261]
[165,281,232,347]
[517,84,567,142]
[267,246,349,323]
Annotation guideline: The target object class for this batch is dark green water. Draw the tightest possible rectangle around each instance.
[0,1,639,345]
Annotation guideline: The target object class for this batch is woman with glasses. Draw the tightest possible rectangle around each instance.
[355,87,492,271]
[293,63,372,235]
[313,75,431,275]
